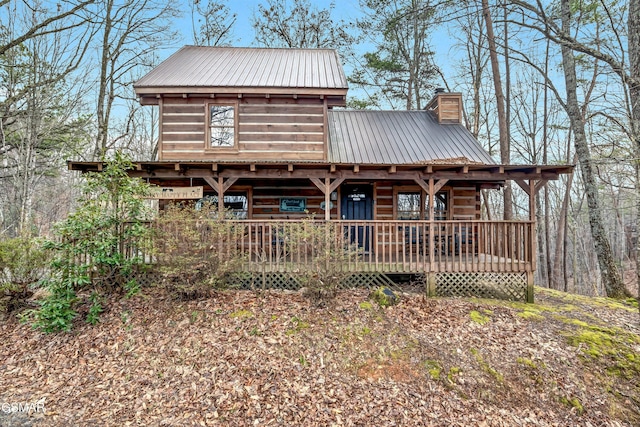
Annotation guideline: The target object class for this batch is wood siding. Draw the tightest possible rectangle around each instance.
[374,183,480,220]
[159,96,326,161]
[229,179,337,220]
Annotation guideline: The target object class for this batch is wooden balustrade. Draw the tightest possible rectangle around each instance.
[104,220,535,275]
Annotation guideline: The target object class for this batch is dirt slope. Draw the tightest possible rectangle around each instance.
[1,287,638,426]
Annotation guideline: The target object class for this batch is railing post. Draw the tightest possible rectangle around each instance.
[526,271,535,303]
[426,272,437,297]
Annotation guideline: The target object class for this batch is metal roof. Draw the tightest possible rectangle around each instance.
[135,46,348,90]
[327,110,496,165]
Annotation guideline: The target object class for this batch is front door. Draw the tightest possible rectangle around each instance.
[341,185,373,252]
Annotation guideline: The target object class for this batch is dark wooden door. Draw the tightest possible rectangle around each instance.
[341,185,373,252]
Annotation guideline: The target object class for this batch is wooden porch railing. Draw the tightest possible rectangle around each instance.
[197,220,535,275]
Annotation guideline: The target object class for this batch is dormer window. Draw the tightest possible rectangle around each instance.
[208,103,236,148]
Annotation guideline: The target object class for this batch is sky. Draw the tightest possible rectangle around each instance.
[175,0,364,48]
[168,0,461,95]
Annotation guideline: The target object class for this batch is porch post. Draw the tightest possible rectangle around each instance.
[324,177,331,221]
[428,178,435,270]
[528,179,536,303]
[218,176,225,216]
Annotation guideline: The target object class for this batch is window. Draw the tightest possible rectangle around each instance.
[427,192,449,220]
[395,189,450,220]
[209,104,235,148]
[196,192,248,219]
[397,192,421,220]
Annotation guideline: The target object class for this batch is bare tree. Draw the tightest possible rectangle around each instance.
[482,0,512,219]
[252,0,354,52]
[92,0,180,160]
[0,1,91,235]
[189,0,236,47]
[349,0,440,110]
[630,0,640,305]
[0,0,94,56]
[557,0,627,298]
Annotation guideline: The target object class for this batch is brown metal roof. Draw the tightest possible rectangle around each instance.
[134,46,348,91]
[327,110,496,165]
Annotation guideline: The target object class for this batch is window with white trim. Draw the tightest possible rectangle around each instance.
[209,104,235,147]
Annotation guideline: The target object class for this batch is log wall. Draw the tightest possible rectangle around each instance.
[159,96,326,161]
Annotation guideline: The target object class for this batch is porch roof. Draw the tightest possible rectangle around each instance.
[68,160,573,183]
[328,110,495,165]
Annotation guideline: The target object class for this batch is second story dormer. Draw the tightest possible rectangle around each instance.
[134,46,348,161]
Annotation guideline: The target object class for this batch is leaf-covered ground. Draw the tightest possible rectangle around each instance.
[1,287,639,426]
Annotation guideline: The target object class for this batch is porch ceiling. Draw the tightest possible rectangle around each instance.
[68,160,573,182]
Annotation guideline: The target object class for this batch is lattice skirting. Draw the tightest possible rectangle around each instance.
[433,272,528,301]
[226,271,395,291]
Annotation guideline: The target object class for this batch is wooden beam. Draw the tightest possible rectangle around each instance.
[250,163,256,172]
[174,163,180,171]
[330,164,336,173]
[222,177,238,193]
[514,179,530,196]
[212,163,218,172]
[353,164,360,173]
[136,163,142,171]
[534,179,548,194]
[413,178,431,194]
[329,177,345,193]
[309,177,326,193]
[203,176,219,193]
[389,165,397,174]
[288,163,294,172]
[425,165,433,174]
[433,179,449,193]
[128,167,561,182]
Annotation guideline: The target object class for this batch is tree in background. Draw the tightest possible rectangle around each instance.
[189,0,236,47]
[349,0,439,110]
[0,1,92,236]
[92,0,180,160]
[508,0,634,298]
[252,0,355,54]
[0,0,94,56]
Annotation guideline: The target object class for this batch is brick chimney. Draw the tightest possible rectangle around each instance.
[426,90,463,124]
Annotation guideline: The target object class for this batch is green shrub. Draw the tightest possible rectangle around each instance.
[31,152,153,332]
[154,203,247,299]
[284,217,362,304]
[0,235,49,315]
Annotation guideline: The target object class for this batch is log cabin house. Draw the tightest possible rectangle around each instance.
[69,46,572,301]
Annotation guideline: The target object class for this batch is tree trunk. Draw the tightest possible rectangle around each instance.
[481,0,512,219]
[94,0,113,160]
[629,0,640,307]
[559,0,628,298]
